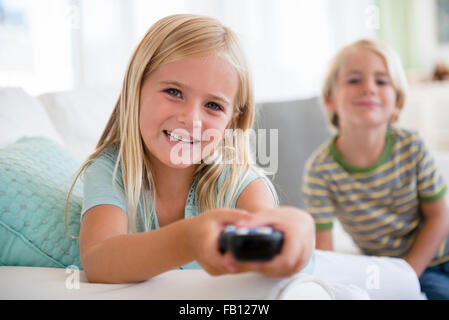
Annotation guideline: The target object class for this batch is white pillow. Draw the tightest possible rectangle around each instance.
[333,219,361,255]
[0,87,64,148]
[38,85,120,160]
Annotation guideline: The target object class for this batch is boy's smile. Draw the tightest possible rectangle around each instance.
[353,99,381,108]
[327,47,399,130]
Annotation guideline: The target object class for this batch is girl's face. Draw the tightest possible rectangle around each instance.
[327,47,399,130]
[139,53,239,169]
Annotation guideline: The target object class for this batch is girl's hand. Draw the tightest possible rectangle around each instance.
[187,208,253,276]
[222,206,316,278]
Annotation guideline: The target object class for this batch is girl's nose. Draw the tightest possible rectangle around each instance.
[177,101,201,127]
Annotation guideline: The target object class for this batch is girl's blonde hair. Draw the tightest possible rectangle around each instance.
[321,39,408,128]
[65,14,255,235]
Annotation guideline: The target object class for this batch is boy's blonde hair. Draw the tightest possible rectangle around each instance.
[65,14,255,235]
[322,39,408,129]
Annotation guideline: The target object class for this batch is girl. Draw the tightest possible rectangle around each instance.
[303,39,449,299]
[65,14,314,284]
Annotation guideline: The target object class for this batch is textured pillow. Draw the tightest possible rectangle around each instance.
[0,137,83,268]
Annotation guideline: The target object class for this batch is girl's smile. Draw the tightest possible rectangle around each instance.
[163,130,202,145]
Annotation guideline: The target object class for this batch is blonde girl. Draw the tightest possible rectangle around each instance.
[65,14,314,284]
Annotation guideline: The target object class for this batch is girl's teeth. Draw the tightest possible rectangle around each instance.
[166,131,199,144]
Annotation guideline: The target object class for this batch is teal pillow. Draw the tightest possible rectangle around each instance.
[0,137,83,269]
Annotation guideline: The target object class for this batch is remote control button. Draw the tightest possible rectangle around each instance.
[224,225,236,233]
[255,226,273,234]
[236,227,249,235]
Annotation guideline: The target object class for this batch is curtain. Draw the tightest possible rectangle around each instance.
[376,0,421,72]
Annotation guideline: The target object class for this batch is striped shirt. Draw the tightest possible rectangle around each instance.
[303,127,449,266]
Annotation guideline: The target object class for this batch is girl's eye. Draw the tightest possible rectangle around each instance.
[205,102,223,112]
[164,88,182,98]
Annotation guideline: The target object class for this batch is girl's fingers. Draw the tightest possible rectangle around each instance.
[222,253,261,274]
[233,209,286,229]
[201,246,231,275]
[195,208,258,276]
[209,208,252,226]
[231,210,311,277]
[222,253,238,273]
[201,207,314,277]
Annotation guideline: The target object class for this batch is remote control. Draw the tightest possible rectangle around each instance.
[218,225,283,261]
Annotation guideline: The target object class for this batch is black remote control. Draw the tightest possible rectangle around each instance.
[218,225,283,261]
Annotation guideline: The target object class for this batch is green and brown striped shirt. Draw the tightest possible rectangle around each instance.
[303,127,448,266]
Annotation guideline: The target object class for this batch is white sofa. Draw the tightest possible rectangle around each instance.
[1,86,446,299]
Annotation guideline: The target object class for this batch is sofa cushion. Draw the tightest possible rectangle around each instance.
[0,137,82,268]
[254,98,332,209]
[0,87,64,149]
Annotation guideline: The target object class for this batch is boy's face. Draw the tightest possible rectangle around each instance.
[139,53,239,169]
[327,47,399,131]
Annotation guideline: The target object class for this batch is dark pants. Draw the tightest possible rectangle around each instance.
[419,260,449,300]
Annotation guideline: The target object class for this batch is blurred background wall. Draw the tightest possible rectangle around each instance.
[1,0,449,148]
[3,0,448,99]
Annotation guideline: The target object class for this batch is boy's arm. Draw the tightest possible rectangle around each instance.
[316,229,334,251]
[404,197,449,277]
[302,157,336,252]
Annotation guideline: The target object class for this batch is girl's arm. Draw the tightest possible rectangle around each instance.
[316,229,334,251]
[404,197,449,277]
[80,178,314,283]
[80,204,250,283]
[80,204,193,283]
